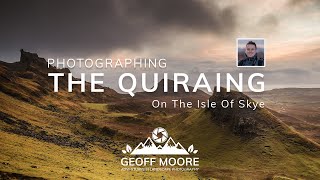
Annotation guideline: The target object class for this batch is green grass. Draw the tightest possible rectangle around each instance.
[81,103,137,117]
[169,109,320,179]
[81,103,108,111]
[0,131,197,179]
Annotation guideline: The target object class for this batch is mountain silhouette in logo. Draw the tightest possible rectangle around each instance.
[144,137,156,148]
[131,136,189,155]
[176,142,185,150]
[135,142,144,150]
[164,137,176,147]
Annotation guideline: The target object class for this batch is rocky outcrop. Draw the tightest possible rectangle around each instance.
[20,49,47,67]
[0,50,123,108]
[20,49,70,74]
[208,87,281,138]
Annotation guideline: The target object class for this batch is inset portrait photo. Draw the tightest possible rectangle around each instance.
[237,38,265,67]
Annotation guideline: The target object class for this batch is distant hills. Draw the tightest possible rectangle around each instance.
[0,50,209,113]
[109,78,210,113]
[135,78,209,101]
[247,88,320,144]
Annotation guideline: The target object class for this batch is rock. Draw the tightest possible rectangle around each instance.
[20,49,70,74]
[208,87,273,138]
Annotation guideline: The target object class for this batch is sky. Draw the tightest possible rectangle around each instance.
[0,0,319,92]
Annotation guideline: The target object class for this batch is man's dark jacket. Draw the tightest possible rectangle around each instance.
[238,53,264,66]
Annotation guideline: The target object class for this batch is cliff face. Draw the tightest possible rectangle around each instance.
[20,49,47,67]
[20,49,70,74]
[0,49,70,74]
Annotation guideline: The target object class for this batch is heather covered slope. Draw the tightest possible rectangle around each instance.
[170,89,320,179]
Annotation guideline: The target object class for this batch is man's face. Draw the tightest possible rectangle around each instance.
[245,44,256,58]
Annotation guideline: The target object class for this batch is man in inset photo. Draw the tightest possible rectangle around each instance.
[237,39,265,67]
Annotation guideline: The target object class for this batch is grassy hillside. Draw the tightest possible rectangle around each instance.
[0,91,198,179]
[0,130,198,179]
[1,51,319,179]
[169,107,320,179]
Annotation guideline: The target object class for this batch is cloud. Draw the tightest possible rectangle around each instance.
[120,0,236,34]
[287,0,314,7]
[0,0,236,60]
[257,14,279,33]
